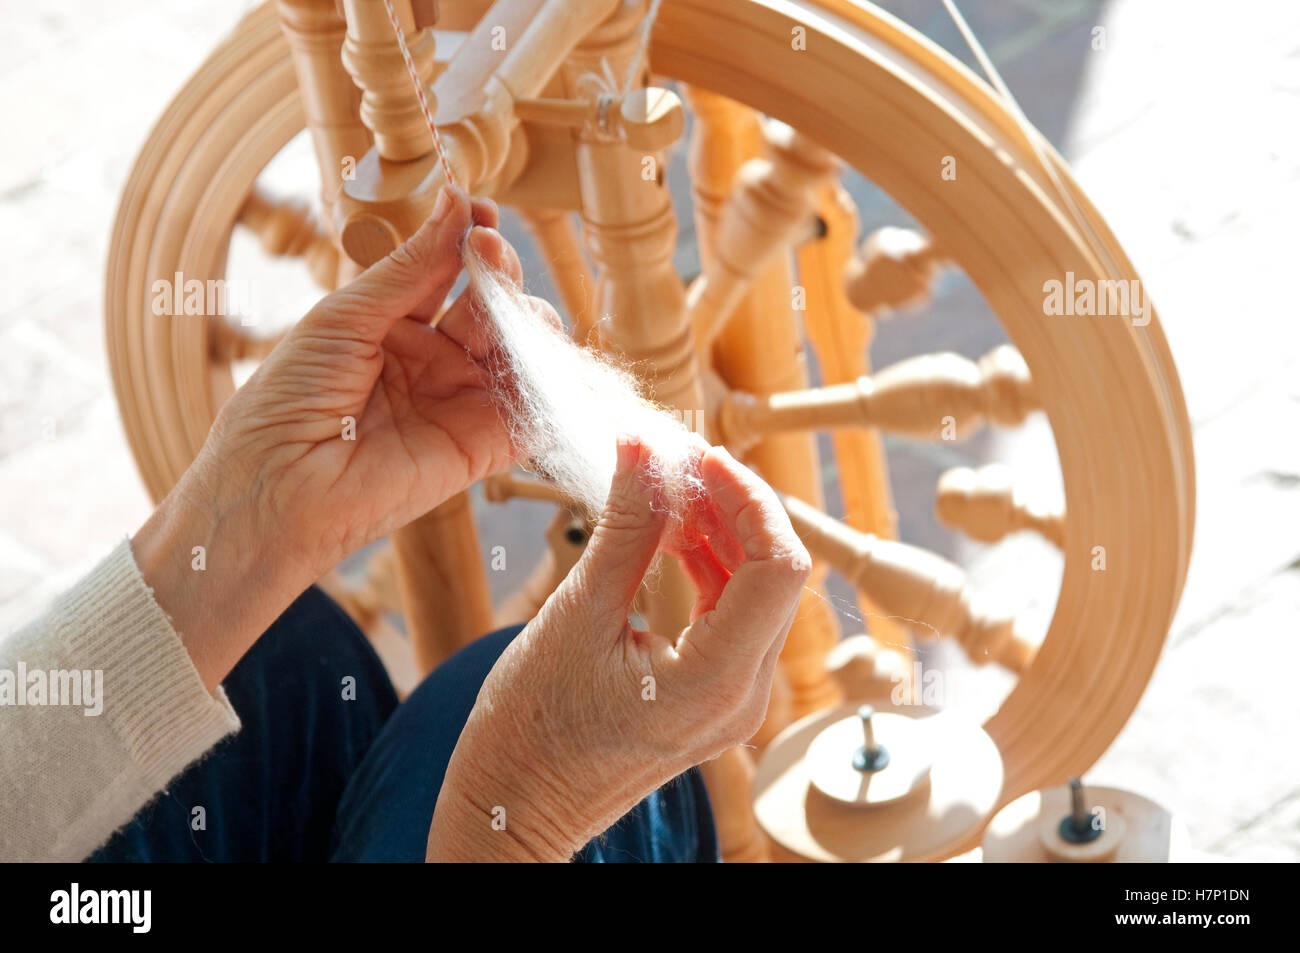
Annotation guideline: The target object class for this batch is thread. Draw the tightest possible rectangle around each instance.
[621,0,664,94]
[382,0,456,186]
[940,0,1119,282]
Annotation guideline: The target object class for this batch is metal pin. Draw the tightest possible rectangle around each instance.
[1070,778,1088,830]
[852,704,890,772]
[1058,776,1102,843]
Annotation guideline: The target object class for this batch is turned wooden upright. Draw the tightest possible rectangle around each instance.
[798,184,911,665]
[685,88,842,733]
[275,0,373,284]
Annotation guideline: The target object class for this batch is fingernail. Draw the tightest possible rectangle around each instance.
[467,225,504,258]
[431,186,452,221]
[616,434,641,473]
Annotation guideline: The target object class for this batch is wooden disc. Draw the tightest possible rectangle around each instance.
[1036,810,1127,862]
[983,785,1183,862]
[754,703,1003,862]
[805,709,931,807]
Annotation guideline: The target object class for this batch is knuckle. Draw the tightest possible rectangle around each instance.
[387,234,426,272]
[750,549,811,599]
[784,541,813,581]
[709,697,764,751]
[732,496,767,549]
[598,489,651,533]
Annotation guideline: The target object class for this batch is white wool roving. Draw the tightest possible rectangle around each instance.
[463,245,704,524]
[378,0,697,523]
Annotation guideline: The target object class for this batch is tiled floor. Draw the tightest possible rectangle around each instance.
[1,0,1296,859]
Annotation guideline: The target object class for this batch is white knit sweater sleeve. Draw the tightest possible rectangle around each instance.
[0,539,241,861]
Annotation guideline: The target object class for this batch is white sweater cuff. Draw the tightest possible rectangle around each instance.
[51,538,241,791]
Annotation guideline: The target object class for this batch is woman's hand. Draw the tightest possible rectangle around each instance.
[215,186,521,574]
[429,435,811,861]
[133,186,527,690]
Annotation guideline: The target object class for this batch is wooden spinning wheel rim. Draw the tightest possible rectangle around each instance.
[105,0,1195,816]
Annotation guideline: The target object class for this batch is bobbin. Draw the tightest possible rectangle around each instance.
[982,780,1187,863]
[754,702,1003,862]
[804,704,933,807]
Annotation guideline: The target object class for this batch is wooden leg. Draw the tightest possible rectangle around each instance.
[390,492,495,673]
[520,207,596,342]
[685,87,841,724]
[699,747,769,863]
[799,184,912,661]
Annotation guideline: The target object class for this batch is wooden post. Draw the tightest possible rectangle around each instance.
[519,207,596,342]
[340,0,436,162]
[335,0,620,263]
[276,0,374,217]
[390,492,496,673]
[798,185,911,661]
[560,6,768,863]
[685,87,841,728]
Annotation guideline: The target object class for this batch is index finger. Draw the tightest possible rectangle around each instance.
[434,226,526,358]
[683,446,811,658]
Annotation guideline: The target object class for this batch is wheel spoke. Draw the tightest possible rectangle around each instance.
[208,320,285,363]
[687,120,837,351]
[780,492,1036,673]
[844,225,946,317]
[718,344,1037,450]
[238,188,341,289]
[936,464,1065,548]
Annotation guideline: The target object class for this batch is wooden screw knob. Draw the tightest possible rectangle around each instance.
[340,211,402,267]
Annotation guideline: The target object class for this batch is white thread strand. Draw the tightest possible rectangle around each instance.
[940,0,1116,278]
[382,0,456,186]
[622,0,665,94]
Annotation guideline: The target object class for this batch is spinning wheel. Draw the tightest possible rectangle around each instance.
[104,0,1194,861]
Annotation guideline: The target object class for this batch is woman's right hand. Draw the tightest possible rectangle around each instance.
[428,434,810,861]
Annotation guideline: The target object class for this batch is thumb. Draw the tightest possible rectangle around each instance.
[308,185,473,343]
[566,436,667,622]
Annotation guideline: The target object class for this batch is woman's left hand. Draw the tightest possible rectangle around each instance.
[133,186,531,689]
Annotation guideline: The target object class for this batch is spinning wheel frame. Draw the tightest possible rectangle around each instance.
[105,0,1195,851]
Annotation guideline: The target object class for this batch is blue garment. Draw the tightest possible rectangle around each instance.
[88,586,718,863]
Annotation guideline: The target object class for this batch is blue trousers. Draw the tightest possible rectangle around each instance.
[88,587,719,863]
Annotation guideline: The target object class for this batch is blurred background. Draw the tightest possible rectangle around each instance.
[2,0,1297,859]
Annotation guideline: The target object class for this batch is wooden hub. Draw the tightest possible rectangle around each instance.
[804,704,933,807]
